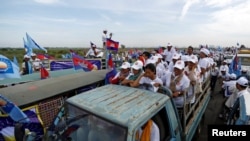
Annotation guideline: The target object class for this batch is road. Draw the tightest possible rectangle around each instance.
[197,84,225,141]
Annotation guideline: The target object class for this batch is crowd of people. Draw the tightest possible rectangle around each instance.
[106,43,250,128]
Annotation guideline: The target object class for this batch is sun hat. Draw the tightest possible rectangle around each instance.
[167,43,172,47]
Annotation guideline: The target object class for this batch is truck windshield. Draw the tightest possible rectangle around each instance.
[59,104,127,141]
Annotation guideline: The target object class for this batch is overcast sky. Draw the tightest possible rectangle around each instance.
[0,0,249,48]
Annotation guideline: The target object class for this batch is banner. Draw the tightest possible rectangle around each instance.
[50,60,102,71]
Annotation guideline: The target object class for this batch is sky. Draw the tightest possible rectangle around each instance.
[0,0,250,48]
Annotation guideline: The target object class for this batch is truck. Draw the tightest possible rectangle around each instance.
[45,77,211,141]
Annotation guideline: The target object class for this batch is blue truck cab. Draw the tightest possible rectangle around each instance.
[49,78,211,141]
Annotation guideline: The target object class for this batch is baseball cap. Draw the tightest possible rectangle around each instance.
[167,43,172,47]
[23,55,30,59]
[241,68,247,72]
[31,53,36,56]
[155,53,163,59]
[200,48,210,56]
[172,53,180,60]
[236,77,249,87]
[132,60,143,70]
[230,73,237,80]
[120,62,131,69]
[174,60,185,70]
[188,55,198,63]
[146,56,158,65]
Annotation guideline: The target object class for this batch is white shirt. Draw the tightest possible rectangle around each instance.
[222,80,237,97]
[31,58,41,70]
[102,33,107,43]
[184,66,199,103]
[164,72,190,108]
[139,76,163,92]
[211,67,219,76]
[198,57,210,81]
[163,47,177,62]
[85,48,101,57]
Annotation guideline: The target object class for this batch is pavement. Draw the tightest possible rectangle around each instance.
[197,84,226,141]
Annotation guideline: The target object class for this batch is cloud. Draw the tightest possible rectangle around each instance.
[34,0,60,4]
[204,0,232,7]
[180,0,200,20]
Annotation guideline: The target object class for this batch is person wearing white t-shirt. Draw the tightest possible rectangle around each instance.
[30,53,42,72]
[130,63,163,92]
[85,44,102,58]
[184,56,199,104]
[198,48,210,82]
[164,60,190,108]
[102,29,108,48]
[168,53,181,73]
[163,43,177,65]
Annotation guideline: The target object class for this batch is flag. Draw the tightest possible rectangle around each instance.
[106,39,119,51]
[105,68,117,85]
[0,95,30,123]
[26,32,47,53]
[13,56,19,67]
[23,37,33,56]
[229,53,241,77]
[72,54,96,71]
[0,55,21,79]
[40,64,49,79]
[108,53,114,69]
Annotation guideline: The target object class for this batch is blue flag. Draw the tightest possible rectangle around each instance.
[26,32,47,53]
[0,55,21,79]
[0,95,30,123]
[23,37,33,56]
[229,54,241,77]
[13,56,19,67]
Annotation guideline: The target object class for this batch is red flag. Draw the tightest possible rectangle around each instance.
[40,65,49,79]
[106,39,119,51]
[72,54,95,71]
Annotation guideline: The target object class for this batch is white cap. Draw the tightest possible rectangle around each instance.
[31,53,36,56]
[230,73,237,80]
[223,60,228,63]
[241,68,247,72]
[167,43,172,47]
[24,55,30,59]
[172,53,180,60]
[181,55,189,62]
[200,48,210,56]
[155,53,163,59]
[188,55,198,63]
[132,60,143,70]
[120,62,131,69]
[146,56,158,65]
[237,77,249,87]
[174,60,185,70]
